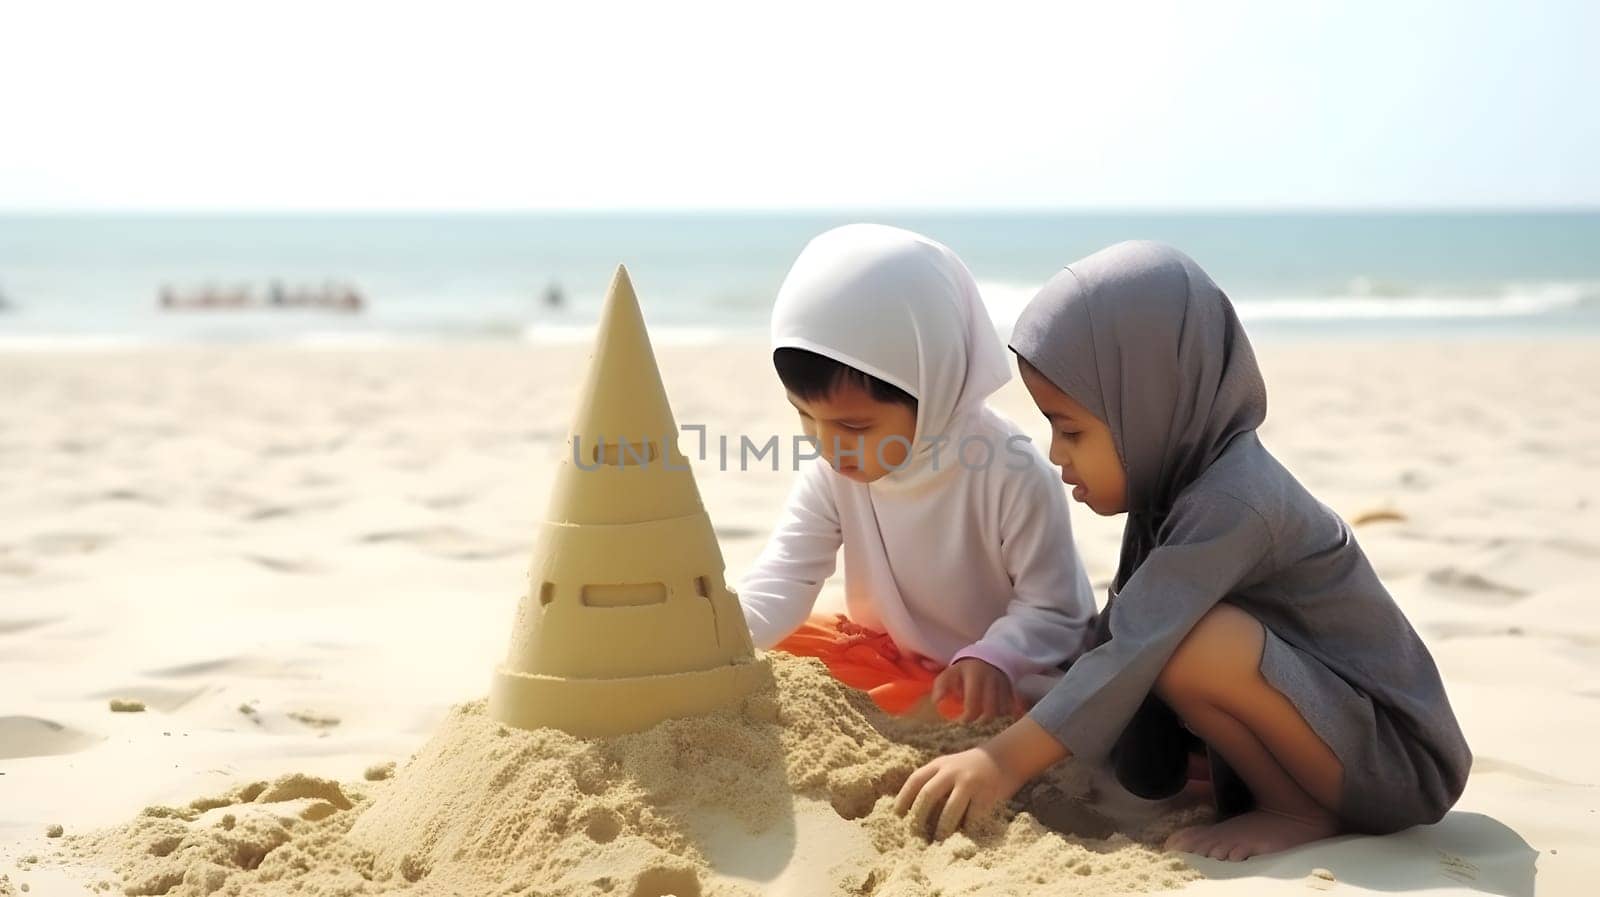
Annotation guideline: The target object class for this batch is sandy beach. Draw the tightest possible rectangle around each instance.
[1,336,1596,896]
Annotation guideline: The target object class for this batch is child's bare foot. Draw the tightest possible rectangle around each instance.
[1164,807,1341,861]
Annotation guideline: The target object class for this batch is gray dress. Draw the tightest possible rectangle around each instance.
[1010,241,1471,835]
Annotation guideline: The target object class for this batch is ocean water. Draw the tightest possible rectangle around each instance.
[1,212,1597,347]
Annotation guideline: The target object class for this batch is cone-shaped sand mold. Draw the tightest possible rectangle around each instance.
[490,265,770,737]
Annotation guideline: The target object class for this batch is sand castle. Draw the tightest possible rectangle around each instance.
[489,266,770,737]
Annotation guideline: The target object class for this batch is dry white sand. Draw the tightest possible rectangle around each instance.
[1,337,1596,895]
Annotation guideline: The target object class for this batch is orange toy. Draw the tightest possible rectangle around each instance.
[776,615,967,720]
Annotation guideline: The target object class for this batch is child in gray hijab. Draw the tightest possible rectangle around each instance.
[894,241,1470,861]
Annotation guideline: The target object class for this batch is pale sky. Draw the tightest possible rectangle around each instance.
[1,0,1595,210]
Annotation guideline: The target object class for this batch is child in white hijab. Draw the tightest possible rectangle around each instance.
[738,224,1097,723]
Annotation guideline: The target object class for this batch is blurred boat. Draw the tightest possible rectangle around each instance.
[159,281,365,314]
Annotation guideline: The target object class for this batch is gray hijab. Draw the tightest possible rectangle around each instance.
[1009,241,1266,516]
[1012,244,1472,832]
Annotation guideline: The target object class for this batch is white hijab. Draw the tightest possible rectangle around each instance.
[771,223,1011,491]
[769,224,1030,663]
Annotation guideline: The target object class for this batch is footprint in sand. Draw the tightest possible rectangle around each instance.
[260,440,323,458]
[1548,538,1600,559]
[1399,469,1432,488]
[1425,620,1600,654]
[0,615,63,635]
[288,710,341,730]
[415,493,478,511]
[244,499,343,522]
[91,488,166,506]
[53,437,103,455]
[143,655,314,680]
[1424,567,1529,603]
[243,554,326,574]
[92,685,208,714]
[1471,756,1580,786]
[358,526,521,561]
[0,716,103,760]
[1425,621,1529,640]
[1516,439,1562,456]
[28,531,114,556]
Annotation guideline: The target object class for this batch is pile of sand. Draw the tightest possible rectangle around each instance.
[54,656,1199,896]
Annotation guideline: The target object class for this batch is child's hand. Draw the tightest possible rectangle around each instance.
[894,717,1070,840]
[893,744,1025,839]
[932,658,1019,724]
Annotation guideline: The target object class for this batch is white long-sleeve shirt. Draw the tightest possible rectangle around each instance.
[738,407,1097,686]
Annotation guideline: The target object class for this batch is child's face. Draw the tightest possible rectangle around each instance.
[1018,360,1127,515]
[788,383,917,483]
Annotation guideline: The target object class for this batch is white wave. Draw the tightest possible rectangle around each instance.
[1239,284,1592,321]
[977,279,1598,325]
[290,331,440,349]
[0,333,157,352]
[520,322,763,346]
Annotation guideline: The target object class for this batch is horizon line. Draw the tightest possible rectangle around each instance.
[3,204,1599,217]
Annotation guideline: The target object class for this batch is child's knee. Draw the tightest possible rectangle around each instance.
[1155,603,1265,702]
